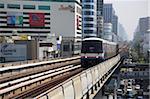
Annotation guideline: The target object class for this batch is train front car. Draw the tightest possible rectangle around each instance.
[81,38,104,68]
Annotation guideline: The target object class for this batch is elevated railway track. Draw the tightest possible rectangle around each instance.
[0,56,80,83]
[0,55,121,99]
[0,56,81,99]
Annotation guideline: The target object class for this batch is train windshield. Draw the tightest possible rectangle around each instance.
[81,40,103,53]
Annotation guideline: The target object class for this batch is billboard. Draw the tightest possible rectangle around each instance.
[29,13,45,27]
[0,44,27,62]
[58,5,75,13]
[7,12,23,26]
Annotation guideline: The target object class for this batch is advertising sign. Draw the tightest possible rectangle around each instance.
[29,13,45,27]
[58,5,75,13]
[0,44,27,62]
[7,12,23,26]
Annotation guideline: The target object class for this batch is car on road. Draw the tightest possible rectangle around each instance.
[135,85,140,90]
[117,89,123,96]
[137,96,143,99]
[127,86,133,91]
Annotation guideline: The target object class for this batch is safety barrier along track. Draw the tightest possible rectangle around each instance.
[35,55,121,99]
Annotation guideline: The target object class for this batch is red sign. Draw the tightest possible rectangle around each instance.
[29,13,45,27]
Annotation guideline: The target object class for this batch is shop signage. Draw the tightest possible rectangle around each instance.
[59,5,75,13]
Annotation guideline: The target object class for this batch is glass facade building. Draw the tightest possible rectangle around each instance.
[82,0,97,38]
[103,4,118,35]
[97,0,103,37]
[103,4,115,23]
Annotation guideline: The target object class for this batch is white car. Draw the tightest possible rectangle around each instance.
[135,85,140,90]
[137,96,143,99]
[117,89,123,95]
[127,87,132,91]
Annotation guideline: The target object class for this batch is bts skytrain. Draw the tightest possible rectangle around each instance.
[81,37,118,68]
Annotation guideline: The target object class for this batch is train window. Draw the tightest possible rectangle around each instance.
[81,40,103,53]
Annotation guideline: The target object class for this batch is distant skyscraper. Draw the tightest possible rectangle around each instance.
[133,17,150,58]
[103,4,118,35]
[97,0,103,37]
[103,4,115,23]
[118,23,128,41]
[112,15,118,34]
[82,0,97,38]
[138,17,150,55]
[139,17,150,33]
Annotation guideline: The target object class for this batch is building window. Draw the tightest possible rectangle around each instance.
[0,4,4,8]
[83,0,94,2]
[84,24,93,27]
[23,5,35,9]
[84,17,93,21]
[83,5,94,9]
[7,4,20,9]
[84,30,93,33]
[84,11,94,15]
[77,32,82,34]
[39,6,50,10]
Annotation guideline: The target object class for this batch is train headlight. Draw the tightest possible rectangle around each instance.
[96,56,99,58]
[85,56,87,58]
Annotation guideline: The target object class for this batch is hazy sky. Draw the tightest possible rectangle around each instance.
[104,0,149,40]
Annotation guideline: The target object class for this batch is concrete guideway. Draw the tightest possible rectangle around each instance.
[35,55,121,99]
[0,56,81,99]
[0,65,81,98]
[0,65,80,92]
[0,57,66,68]
[0,55,80,68]
[0,56,80,79]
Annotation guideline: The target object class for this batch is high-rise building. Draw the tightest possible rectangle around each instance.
[112,15,118,34]
[0,0,51,40]
[103,4,118,38]
[0,0,82,57]
[103,4,115,23]
[139,17,150,33]
[97,0,103,37]
[118,23,128,41]
[0,0,82,40]
[139,17,150,57]
[103,23,112,41]
[82,0,97,38]
[133,17,150,58]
